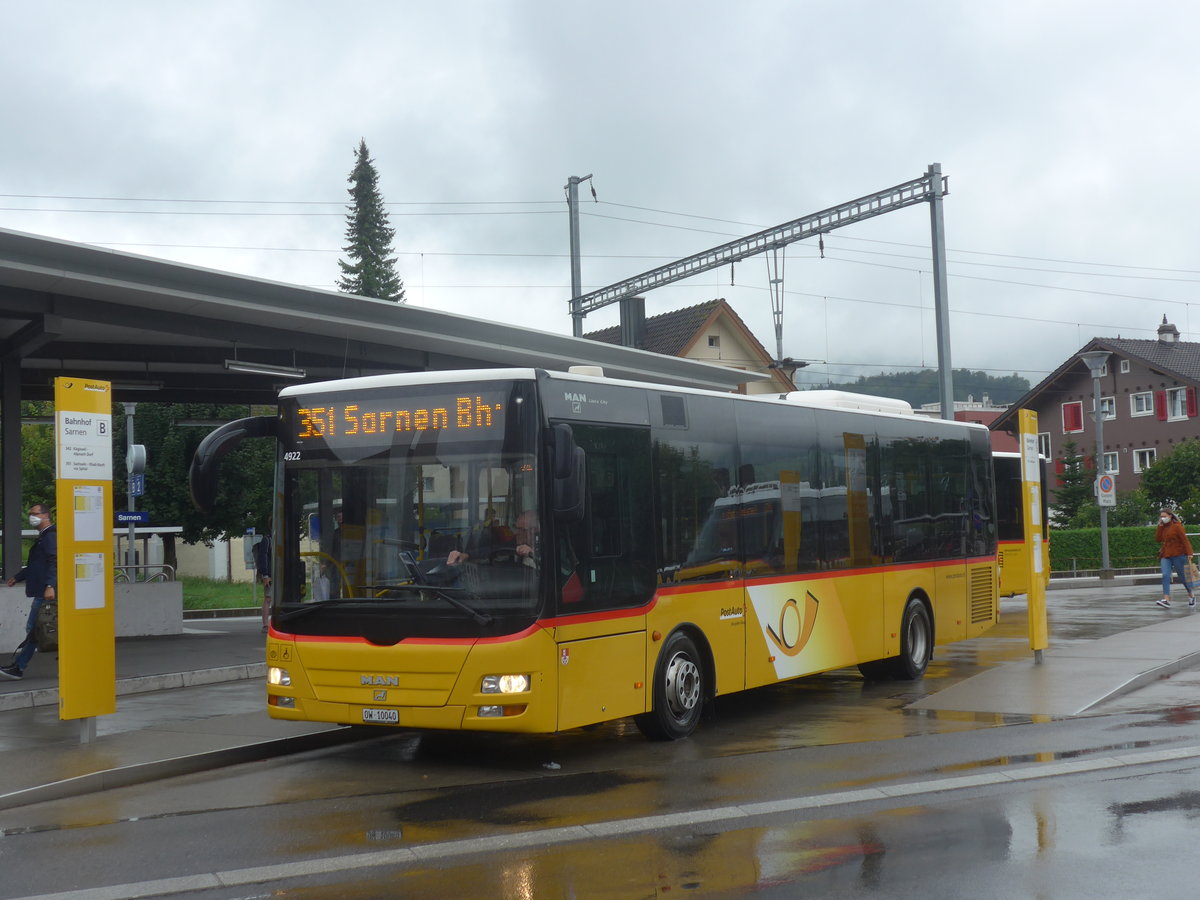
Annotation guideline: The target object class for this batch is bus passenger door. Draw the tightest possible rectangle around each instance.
[553,422,656,730]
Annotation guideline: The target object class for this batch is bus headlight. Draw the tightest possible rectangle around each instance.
[268,667,292,687]
[481,674,530,694]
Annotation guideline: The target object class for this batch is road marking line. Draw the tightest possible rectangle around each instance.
[16,743,1200,900]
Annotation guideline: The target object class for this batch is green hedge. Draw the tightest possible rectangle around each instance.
[1049,526,1164,571]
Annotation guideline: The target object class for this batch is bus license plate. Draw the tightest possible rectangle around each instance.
[362,708,399,724]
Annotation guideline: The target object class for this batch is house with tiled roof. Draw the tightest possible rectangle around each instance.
[991,316,1200,502]
[583,298,795,394]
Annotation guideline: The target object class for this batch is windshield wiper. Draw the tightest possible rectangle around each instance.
[363,582,493,626]
[276,597,367,624]
[277,588,493,627]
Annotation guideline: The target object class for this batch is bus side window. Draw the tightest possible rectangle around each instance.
[654,438,737,583]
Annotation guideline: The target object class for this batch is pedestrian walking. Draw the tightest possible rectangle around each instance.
[254,533,272,634]
[1155,508,1196,609]
[1,503,57,679]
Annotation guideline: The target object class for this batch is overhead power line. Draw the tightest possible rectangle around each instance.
[94,242,680,261]
[825,240,1200,283]
[5,190,1200,277]
[836,232,1200,276]
[0,192,559,207]
[0,206,562,218]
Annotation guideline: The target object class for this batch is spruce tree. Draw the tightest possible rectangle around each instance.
[1053,438,1094,527]
[337,139,406,302]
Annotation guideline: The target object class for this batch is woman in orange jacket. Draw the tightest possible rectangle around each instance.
[1155,508,1195,609]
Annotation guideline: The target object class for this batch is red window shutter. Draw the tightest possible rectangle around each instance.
[1062,402,1082,432]
[1188,387,1198,417]
[1054,459,1065,475]
[1156,390,1168,420]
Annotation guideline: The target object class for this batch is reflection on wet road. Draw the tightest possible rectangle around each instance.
[222,758,1200,899]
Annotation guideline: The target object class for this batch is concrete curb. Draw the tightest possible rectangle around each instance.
[1085,649,1200,710]
[0,724,374,812]
[0,663,266,712]
[1048,575,1161,590]
[183,608,260,619]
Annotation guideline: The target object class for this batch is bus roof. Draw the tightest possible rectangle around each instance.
[278,366,989,435]
[781,390,914,415]
[279,368,540,398]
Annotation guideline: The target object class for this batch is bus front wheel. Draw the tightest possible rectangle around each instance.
[890,598,931,680]
[636,631,705,741]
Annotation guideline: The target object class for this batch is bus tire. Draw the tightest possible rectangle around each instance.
[889,598,932,680]
[635,631,705,741]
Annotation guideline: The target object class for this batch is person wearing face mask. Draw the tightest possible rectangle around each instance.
[1155,508,1195,610]
[1,504,57,680]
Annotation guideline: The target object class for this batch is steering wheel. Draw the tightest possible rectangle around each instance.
[489,548,519,565]
[421,562,464,586]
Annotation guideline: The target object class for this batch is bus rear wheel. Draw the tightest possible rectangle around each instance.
[857,598,932,682]
[890,598,932,680]
[636,631,704,740]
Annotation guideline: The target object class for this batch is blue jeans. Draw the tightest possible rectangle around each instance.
[1161,555,1194,597]
[13,595,43,672]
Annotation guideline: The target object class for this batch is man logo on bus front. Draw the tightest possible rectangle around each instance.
[765,593,820,657]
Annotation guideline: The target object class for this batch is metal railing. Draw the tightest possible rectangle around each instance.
[113,563,176,583]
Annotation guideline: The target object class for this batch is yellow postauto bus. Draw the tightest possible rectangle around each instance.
[191,369,999,740]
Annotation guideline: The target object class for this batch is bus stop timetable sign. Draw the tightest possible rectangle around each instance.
[54,377,116,727]
[56,399,113,479]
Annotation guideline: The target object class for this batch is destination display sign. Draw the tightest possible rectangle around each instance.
[287,386,510,449]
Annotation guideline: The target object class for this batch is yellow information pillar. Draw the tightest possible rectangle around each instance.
[1018,409,1049,659]
[54,377,116,727]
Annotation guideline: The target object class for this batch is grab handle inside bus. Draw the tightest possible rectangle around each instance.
[189,415,279,512]
[550,423,586,522]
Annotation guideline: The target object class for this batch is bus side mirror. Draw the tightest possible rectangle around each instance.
[550,424,586,523]
[189,415,278,512]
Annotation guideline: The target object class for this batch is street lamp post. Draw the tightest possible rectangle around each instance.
[1079,350,1113,579]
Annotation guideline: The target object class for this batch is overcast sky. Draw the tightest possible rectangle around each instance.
[6,1,1199,390]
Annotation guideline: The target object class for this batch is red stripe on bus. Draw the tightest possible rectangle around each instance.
[656,555,997,594]
[280,623,544,645]
[274,554,997,642]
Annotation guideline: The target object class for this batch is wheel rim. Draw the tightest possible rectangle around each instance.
[663,650,701,720]
[906,611,929,665]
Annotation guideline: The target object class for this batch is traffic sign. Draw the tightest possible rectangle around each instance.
[1097,473,1116,507]
[116,511,149,524]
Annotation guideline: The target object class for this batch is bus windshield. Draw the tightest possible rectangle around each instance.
[275,379,541,639]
